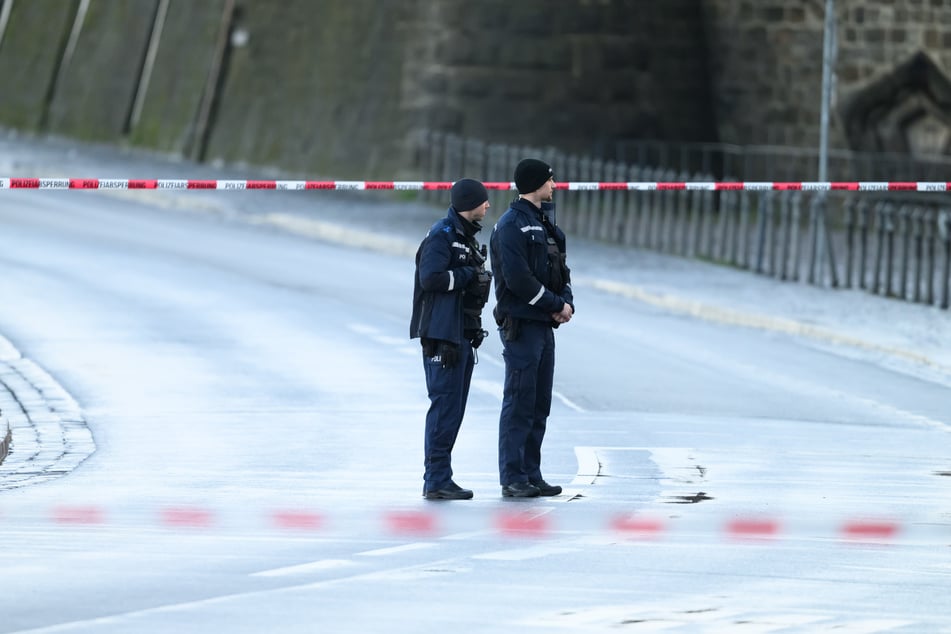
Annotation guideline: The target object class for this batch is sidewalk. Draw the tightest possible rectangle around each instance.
[3,132,950,387]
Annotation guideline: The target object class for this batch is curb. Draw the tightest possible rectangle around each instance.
[244,212,948,378]
[578,277,948,375]
[249,213,419,259]
[0,334,95,489]
[0,417,10,464]
[33,157,950,378]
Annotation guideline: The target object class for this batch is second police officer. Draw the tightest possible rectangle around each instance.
[490,158,574,498]
[410,178,492,500]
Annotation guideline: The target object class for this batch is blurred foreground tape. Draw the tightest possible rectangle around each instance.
[52,505,105,525]
[610,514,666,539]
[384,509,438,536]
[2,503,943,545]
[271,510,324,530]
[725,518,782,540]
[495,510,551,538]
[160,507,215,528]
[841,519,901,541]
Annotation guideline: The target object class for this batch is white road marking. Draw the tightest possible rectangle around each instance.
[472,544,579,561]
[572,446,602,485]
[553,388,585,412]
[12,556,475,632]
[356,542,435,557]
[441,530,496,540]
[250,558,355,578]
[571,446,696,484]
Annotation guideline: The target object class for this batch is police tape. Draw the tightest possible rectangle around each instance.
[1,503,945,543]
[1,178,951,192]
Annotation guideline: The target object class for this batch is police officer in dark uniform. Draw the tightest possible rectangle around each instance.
[490,159,574,498]
[410,178,492,500]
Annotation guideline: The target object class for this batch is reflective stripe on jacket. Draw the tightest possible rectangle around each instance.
[490,198,573,324]
[410,207,480,344]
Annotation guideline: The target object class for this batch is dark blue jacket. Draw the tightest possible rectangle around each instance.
[410,207,483,345]
[490,198,574,324]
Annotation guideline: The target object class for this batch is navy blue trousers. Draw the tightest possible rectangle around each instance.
[422,341,474,492]
[498,321,555,486]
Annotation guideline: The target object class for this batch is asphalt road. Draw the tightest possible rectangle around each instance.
[0,181,949,633]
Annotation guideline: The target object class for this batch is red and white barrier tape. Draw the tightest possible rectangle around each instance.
[2,503,942,543]
[2,178,951,192]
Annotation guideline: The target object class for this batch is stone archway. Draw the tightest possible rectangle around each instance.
[839,51,951,157]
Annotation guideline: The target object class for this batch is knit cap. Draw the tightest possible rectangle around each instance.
[514,158,553,194]
[450,178,488,211]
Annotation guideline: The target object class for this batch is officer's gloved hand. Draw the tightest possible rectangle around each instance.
[470,329,488,349]
[465,268,488,288]
[453,266,479,288]
[467,270,492,298]
[437,341,459,369]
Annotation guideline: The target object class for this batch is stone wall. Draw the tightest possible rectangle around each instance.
[0,0,717,177]
[46,0,159,142]
[702,0,951,157]
[128,0,229,157]
[0,0,78,131]
[403,0,717,157]
[201,0,412,177]
[2,0,951,178]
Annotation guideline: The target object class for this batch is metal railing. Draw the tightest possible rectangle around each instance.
[613,140,951,183]
[411,130,951,309]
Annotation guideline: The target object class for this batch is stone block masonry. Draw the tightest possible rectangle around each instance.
[1,1,951,178]
[702,0,951,155]
[0,1,716,178]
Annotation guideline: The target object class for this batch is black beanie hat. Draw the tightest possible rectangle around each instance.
[450,178,488,212]
[514,158,553,194]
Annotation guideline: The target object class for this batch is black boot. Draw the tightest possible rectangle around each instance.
[501,482,540,498]
[424,481,473,500]
[530,479,562,496]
